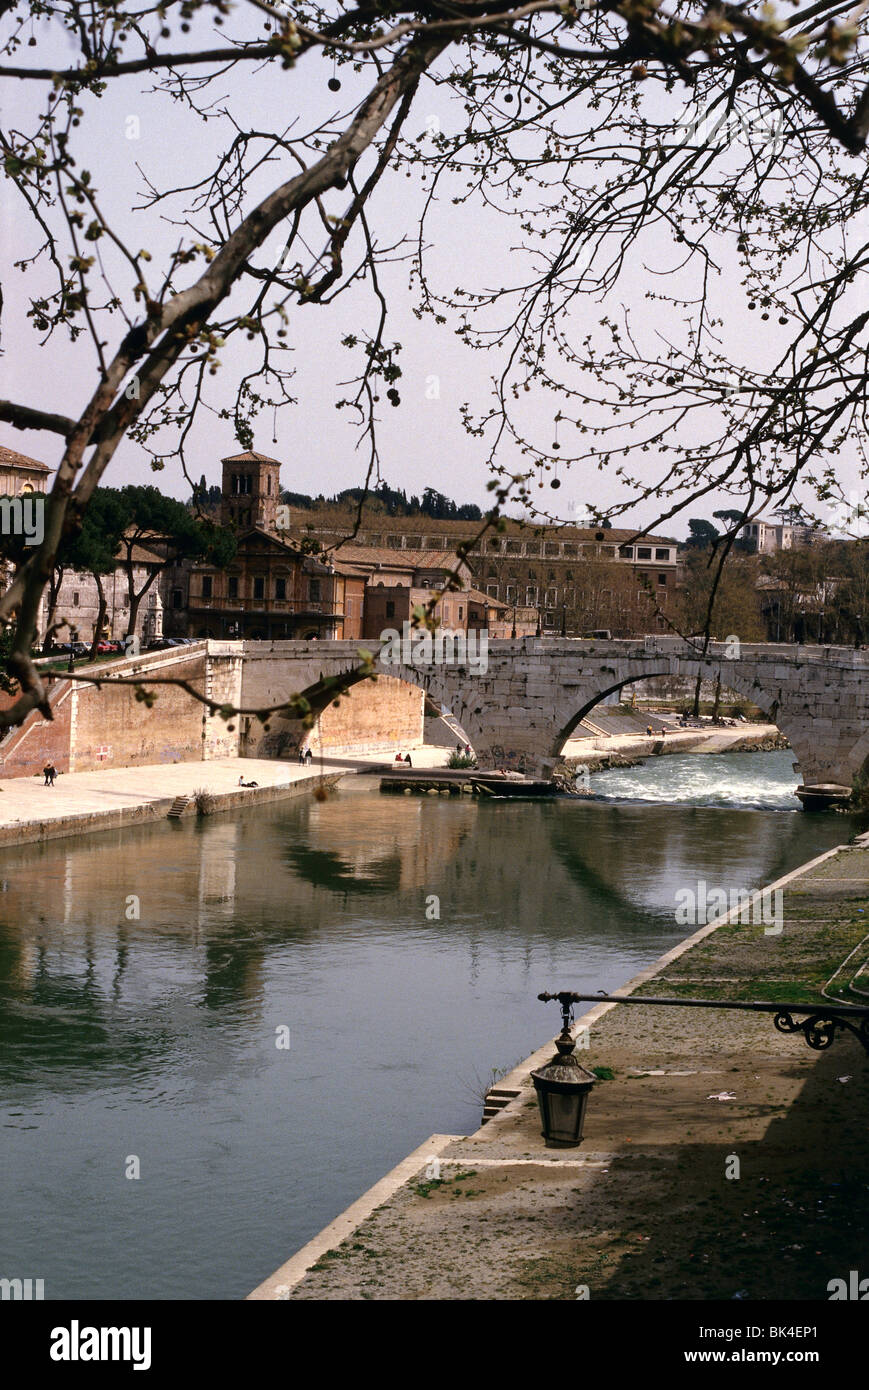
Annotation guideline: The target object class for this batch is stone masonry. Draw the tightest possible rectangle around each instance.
[233,635,869,786]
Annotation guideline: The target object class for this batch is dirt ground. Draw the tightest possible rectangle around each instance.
[279,841,869,1300]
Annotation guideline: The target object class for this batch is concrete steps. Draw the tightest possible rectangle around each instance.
[167,795,190,819]
[481,1085,522,1123]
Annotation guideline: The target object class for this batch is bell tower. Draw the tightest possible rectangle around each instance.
[220,450,282,532]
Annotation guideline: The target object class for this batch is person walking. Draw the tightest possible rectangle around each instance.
[305,747,313,764]
[298,747,306,764]
[43,763,52,787]
[48,763,57,786]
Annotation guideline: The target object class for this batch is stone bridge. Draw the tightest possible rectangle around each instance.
[229,636,869,788]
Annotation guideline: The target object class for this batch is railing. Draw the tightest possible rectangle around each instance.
[538,990,869,1055]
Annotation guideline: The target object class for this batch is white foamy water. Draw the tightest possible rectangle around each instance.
[590,749,804,811]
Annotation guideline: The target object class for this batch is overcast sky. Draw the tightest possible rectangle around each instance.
[1,6,862,540]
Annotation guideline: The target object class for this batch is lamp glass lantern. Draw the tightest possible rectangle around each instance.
[532,996,596,1147]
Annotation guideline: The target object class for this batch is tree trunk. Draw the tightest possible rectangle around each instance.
[124,563,160,641]
[42,567,64,653]
[692,671,703,717]
[89,573,107,663]
[711,672,722,723]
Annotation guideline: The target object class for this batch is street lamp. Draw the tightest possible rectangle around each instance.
[532,992,596,1147]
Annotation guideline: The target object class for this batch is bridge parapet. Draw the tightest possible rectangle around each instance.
[212,635,869,791]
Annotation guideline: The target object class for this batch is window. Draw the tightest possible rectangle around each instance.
[267,476,272,495]
[525,544,540,557]
[309,579,321,601]
[526,586,538,606]
[275,578,286,601]
[73,591,79,607]
[505,584,517,603]
[385,600,395,618]
[545,588,558,606]
[636,547,652,559]
[545,611,556,626]
[202,576,213,599]
[544,542,560,556]
[562,544,577,557]
[619,546,633,559]
[506,540,522,553]
[655,548,670,560]
[228,577,238,600]
[458,606,463,620]
[253,576,264,600]
[486,584,499,598]
[488,539,501,552]
[172,589,182,610]
[657,573,667,586]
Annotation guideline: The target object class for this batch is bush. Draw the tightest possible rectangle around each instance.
[193,787,216,816]
[851,756,869,810]
[447,752,477,769]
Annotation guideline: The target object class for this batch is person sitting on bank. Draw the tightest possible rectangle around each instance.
[404,753,413,767]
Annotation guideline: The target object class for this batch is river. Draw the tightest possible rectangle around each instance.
[0,750,862,1299]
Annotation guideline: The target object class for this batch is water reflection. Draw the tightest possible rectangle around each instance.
[0,761,859,1298]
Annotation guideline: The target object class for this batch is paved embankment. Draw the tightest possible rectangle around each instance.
[0,745,461,847]
[250,832,869,1301]
[0,758,344,846]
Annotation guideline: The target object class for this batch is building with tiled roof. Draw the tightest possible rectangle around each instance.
[0,442,52,494]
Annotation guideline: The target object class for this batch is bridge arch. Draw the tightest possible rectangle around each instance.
[550,657,803,778]
[230,637,868,789]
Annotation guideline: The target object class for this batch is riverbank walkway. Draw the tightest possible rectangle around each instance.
[0,723,779,847]
[0,747,454,846]
[251,833,869,1301]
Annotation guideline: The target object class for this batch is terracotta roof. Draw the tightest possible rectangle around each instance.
[0,444,51,472]
[312,544,469,573]
[293,505,678,546]
[126,543,164,565]
[221,451,281,464]
[233,527,335,572]
[465,587,506,608]
[329,560,370,578]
